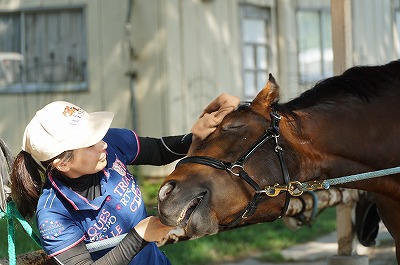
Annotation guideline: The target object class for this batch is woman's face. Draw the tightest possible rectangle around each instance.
[62,140,108,179]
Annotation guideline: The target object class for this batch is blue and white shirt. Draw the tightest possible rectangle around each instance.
[36,128,171,264]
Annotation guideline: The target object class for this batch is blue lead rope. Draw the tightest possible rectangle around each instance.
[0,200,42,265]
[266,166,400,197]
[320,166,400,189]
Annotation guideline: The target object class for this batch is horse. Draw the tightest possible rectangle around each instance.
[157,60,400,262]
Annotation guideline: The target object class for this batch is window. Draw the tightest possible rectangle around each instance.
[297,9,333,87]
[0,8,87,93]
[240,4,272,99]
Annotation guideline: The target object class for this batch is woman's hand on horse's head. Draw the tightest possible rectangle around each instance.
[192,93,240,140]
[199,93,240,118]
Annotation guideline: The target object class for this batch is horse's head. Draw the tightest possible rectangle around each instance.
[158,75,295,238]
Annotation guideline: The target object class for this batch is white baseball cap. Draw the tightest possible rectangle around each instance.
[22,101,114,161]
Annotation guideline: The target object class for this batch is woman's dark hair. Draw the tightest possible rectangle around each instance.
[10,150,73,219]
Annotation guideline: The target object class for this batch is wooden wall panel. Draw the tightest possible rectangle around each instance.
[352,0,395,65]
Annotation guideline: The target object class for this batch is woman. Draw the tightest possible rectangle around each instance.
[10,94,239,265]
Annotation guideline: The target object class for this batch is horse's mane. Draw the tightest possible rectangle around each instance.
[276,60,400,113]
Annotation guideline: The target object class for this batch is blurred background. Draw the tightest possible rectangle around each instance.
[1,0,399,177]
[0,0,399,264]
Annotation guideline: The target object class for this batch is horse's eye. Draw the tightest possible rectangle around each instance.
[222,123,245,131]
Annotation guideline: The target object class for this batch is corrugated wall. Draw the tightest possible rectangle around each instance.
[0,0,399,177]
[0,0,133,156]
[352,0,397,65]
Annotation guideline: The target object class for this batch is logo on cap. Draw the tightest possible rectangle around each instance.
[62,105,85,126]
[62,106,79,117]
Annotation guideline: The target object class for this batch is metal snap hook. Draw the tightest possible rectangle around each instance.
[275,145,283,153]
[273,134,282,153]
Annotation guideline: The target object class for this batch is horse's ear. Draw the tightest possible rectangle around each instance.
[251,73,280,116]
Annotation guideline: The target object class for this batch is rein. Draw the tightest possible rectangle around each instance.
[176,110,291,228]
[298,166,400,192]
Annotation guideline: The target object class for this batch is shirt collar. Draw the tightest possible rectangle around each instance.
[47,171,107,210]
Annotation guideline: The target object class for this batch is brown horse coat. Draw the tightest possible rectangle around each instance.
[158,60,400,262]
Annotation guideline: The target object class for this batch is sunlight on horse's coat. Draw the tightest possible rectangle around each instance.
[158,60,400,263]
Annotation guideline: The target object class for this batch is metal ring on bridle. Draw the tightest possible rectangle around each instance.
[175,109,292,228]
[228,164,244,176]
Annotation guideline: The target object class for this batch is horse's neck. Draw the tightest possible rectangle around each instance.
[282,100,400,181]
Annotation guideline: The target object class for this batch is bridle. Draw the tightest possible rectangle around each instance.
[175,106,400,228]
[175,109,292,228]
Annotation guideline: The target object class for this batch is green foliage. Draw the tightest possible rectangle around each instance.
[138,176,163,212]
[0,218,41,258]
[160,207,336,265]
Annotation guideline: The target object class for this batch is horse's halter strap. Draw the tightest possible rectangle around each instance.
[175,110,291,228]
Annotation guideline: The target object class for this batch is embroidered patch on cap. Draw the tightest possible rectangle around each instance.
[62,105,85,126]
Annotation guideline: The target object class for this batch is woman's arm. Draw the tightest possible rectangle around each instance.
[132,134,192,166]
[131,93,239,166]
[52,217,172,265]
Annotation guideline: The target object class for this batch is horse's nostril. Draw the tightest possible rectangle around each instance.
[158,181,176,202]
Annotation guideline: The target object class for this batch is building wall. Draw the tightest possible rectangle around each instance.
[131,0,276,176]
[352,0,397,65]
[0,0,133,157]
[0,0,399,177]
